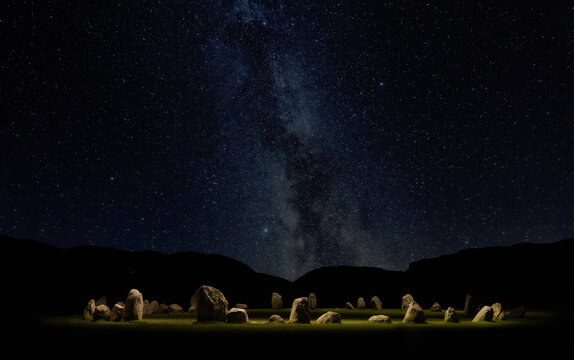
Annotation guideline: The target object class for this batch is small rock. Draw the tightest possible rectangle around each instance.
[370,296,382,310]
[472,306,494,322]
[227,308,248,323]
[268,314,284,323]
[444,307,459,322]
[509,306,527,319]
[93,304,111,321]
[235,303,248,310]
[430,302,442,312]
[316,311,341,324]
[169,304,183,313]
[402,294,414,310]
[158,303,170,314]
[357,297,366,309]
[403,301,426,323]
[368,315,392,323]
[289,297,311,323]
[345,302,355,310]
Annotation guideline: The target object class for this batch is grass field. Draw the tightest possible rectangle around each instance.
[28,308,567,358]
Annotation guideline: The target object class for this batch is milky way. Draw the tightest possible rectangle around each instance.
[2,1,573,280]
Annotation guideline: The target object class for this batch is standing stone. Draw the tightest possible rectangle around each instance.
[370,296,382,310]
[509,306,527,319]
[368,315,392,323]
[110,303,124,322]
[268,314,285,323]
[226,308,248,323]
[345,302,355,310]
[169,304,183,313]
[271,292,283,310]
[93,304,111,321]
[403,301,426,323]
[316,311,341,324]
[430,302,442,312]
[472,306,494,322]
[193,285,228,322]
[123,289,144,321]
[357,297,366,309]
[464,294,473,315]
[444,307,459,322]
[402,294,414,310]
[95,296,107,307]
[491,302,503,320]
[83,299,96,320]
[309,293,317,309]
[158,303,170,314]
[289,297,311,323]
[143,300,153,315]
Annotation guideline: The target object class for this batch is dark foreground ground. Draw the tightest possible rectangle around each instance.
[15,308,570,358]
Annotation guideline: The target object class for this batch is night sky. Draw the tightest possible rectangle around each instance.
[2,1,573,280]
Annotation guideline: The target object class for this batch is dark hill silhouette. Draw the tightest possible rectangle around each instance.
[4,234,572,319]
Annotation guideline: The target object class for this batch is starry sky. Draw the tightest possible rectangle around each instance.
[2,1,573,280]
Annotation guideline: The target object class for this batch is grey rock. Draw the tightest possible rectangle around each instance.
[509,306,527,319]
[95,296,107,307]
[403,301,426,323]
[271,292,283,310]
[491,302,503,320]
[193,285,228,322]
[444,307,459,322]
[464,294,473,315]
[368,315,392,323]
[268,314,285,323]
[227,308,248,323]
[83,299,95,320]
[357,297,366,309]
[309,293,317,309]
[370,296,382,310]
[289,297,311,323]
[472,306,494,322]
[430,302,442,312]
[401,294,414,310]
[169,304,183,313]
[110,303,124,322]
[93,304,111,321]
[316,311,341,324]
[123,289,144,321]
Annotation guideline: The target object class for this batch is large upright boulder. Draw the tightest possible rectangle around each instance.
[464,294,473,315]
[491,302,503,320]
[83,299,95,320]
[444,307,459,322]
[309,293,317,309]
[289,297,311,323]
[401,294,414,310]
[357,297,366,309]
[370,296,382,310]
[403,301,426,323]
[271,292,283,310]
[193,285,228,322]
[123,289,144,321]
[472,306,494,322]
[316,311,341,324]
